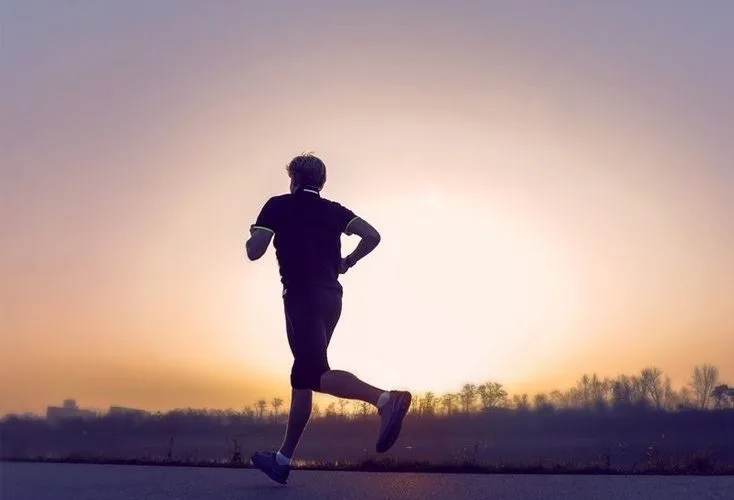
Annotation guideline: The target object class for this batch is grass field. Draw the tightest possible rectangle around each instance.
[3,409,733,475]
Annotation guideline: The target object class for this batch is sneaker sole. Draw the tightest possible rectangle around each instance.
[376,391,412,453]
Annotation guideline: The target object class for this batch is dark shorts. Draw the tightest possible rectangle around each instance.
[283,286,342,390]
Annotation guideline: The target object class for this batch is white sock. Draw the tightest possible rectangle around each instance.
[377,391,391,409]
[276,451,291,466]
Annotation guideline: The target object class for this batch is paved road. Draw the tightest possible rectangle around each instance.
[2,462,733,500]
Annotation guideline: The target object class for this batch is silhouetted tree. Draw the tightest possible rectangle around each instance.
[661,376,677,410]
[325,402,337,418]
[256,400,267,420]
[242,406,255,420]
[611,375,645,410]
[337,399,349,417]
[591,375,611,410]
[677,386,696,409]
[571,374,609,410]
[690,364,719,409]
[459,384,477,413]
[412,394,424,414]
[639,367,665,409]
[477,382,507,410]
[711,384,730,409]
[566,387,582,408]
[421,392,437,415]
[512,394,530,411]
[441,393,458,415]
[271,398,284,418]
[576,374,592,408]
[533,393,555,412]
[549,390,568,409]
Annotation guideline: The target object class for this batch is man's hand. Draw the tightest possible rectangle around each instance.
[339,217,380,274]
[339,255,354,274]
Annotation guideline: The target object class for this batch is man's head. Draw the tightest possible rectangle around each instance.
[286,153,327,193]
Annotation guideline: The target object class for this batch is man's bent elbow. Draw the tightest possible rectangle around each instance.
[368,231,381,246]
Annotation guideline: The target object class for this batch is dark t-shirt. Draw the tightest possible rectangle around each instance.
[253,189,357,292]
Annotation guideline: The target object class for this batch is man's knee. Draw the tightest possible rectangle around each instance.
[291,362,329,391]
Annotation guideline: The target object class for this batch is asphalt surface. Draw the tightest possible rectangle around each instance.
[2,462,733,500]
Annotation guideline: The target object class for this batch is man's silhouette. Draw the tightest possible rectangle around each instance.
[245,153,411,484]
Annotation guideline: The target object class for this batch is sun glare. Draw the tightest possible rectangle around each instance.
[330,187,584,393]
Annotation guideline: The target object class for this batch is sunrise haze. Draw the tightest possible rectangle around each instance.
[2,1,733,415]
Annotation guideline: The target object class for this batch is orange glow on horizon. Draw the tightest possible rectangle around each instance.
[2,1,733,415]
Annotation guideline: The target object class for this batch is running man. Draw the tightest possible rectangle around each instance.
[245,153,412,485]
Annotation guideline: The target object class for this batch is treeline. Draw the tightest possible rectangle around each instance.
[1,364,732,468]
[2,364,732,427]
[241,363,733,421]
[410,364,732,417]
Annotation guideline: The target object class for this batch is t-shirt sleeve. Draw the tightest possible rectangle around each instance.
[331,201,358,233]
[252,197,280,233]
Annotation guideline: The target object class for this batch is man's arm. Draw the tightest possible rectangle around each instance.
[340,217,381,273]
[246,226,274,261]
[247,197,279,261]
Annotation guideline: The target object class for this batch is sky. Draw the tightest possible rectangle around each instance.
[1,1,733,415]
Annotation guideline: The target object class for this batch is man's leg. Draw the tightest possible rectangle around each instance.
[318,290,387,407]
[250,294,314,484]
[319,369,385,406]
[315,288,411,453]
[278,388,312,459]
[320,369,411,453]
[311,288,410,453]
[271,291,328,467]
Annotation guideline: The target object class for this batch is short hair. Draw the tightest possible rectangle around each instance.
[286,153,327,189]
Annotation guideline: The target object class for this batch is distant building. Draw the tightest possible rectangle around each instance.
[46,399,97,421]
[108,405,149,417]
